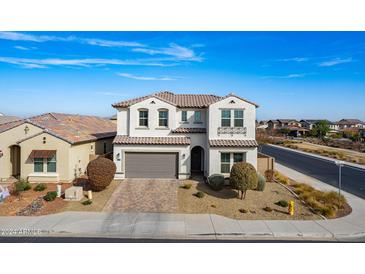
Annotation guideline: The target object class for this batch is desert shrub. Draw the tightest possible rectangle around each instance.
[43,191,57,202]
[239,208,248,213]
[207,174,225,191]
[230,162,258,199]
[263,206,273,212]
[193,191,205,198]
[275,200,288,207]
[264,169,274,182]
[15,179,31,192]
[180,183,192,189]
[292,183,348,218]
[82,199,93,205]
[34,183,47,192]
[86,157,116,191]
[256,173,266,191]
[274,171,291,185]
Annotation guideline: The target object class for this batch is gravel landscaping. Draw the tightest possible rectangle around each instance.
[178,179,320,220]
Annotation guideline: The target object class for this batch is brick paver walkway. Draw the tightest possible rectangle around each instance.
[103,179,180,213]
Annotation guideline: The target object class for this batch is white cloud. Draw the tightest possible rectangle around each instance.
[261,73,308,79]
[279,57,309,62]
[83,38,144,48]
[0,31,73,42]
[318,57,353,67]
[14,46,31,50]
[0,56,175,69]
[132,43,203,61]
[117,73,177,81]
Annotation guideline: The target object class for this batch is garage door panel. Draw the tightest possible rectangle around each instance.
[125,152,177,178]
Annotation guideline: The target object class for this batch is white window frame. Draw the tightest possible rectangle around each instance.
[234,110,244,128]
[181,110,187,122]
[221,109,231,127]
[220,152,247,174]
[138,109,149,127]
[194,111,202,123]
[158,109,169,127]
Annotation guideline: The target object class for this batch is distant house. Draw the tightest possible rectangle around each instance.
[267,119,300,130]
[335,119,365,129]
[300,119,339,132]
[257,120,268,129]
[0,113,116,183]
[0,115,21,125]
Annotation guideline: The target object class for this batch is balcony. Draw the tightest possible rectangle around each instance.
[217,127,247,136]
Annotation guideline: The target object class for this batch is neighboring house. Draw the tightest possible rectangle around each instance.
[0,115,20,125]
[360,129,365,141]
[0,113,116,183]
[257,120,268,129]
[276,119,301,128]
[112,91,259,179]
[110,114,118,124]
[300,119,339,132]
[335,119,365,129]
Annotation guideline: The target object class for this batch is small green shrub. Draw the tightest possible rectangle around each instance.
[82,199,93,205]
[180,183,192,189]
[263,206,273,212]
[207,174,225,191]
[230,162,258,199]
[194,191,205,198]
[15,179,31,192]
[239,208,248,213]
[34,183,47,192]
[275,200,288,207]
[256,173,266,191]
[43,191,57,202]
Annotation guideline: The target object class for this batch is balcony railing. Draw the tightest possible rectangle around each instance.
[217,127,247,136]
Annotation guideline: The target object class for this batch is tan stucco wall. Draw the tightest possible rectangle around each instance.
[0,123,43,180]
[69,137,114,181]
[20,132,71,181]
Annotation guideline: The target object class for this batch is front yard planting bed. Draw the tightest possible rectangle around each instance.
[178,180,319,220]
[0,183,70,216]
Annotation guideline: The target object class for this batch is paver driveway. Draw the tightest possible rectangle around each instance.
[103,179,180,213]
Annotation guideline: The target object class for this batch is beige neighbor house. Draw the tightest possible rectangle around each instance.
[0,113,116,183]
[112,91,259,179]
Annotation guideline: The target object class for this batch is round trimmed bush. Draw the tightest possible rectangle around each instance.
[256,173,266,192]
[86,157,116,191]
[207,174,225,191]
[230,162,258,199]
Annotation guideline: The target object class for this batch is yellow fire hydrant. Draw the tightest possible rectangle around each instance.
[288,200,295,216]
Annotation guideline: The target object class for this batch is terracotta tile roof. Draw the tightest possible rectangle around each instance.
[112,91,258,108]
[113,135,190,145]
[0,115,21,125]
[336,119,365,125]
[209,139,258,147]
[0,113,116,144]
[171,128,207,133]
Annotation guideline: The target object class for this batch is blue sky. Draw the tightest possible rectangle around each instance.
[0,31,364,121]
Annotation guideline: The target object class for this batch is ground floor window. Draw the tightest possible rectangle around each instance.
[34,155,57,173]
[34,158,44,172]
[47,155,57,172]
[220,152,246,173]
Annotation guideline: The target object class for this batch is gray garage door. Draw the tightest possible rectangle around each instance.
[125,152,178,178]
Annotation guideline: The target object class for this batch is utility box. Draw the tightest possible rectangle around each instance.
[64,186,83,201]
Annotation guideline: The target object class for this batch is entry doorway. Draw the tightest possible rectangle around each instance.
[10,145,20,178]
[191,146,204,173]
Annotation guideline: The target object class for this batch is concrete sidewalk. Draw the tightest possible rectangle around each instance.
[1,165,365,241]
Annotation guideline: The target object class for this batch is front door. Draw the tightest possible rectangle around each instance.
[191,146,202,172]
[10,145,20,178]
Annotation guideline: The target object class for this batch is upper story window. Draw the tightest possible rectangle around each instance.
[181,111,187,122]
[221,110,231,127]
[194,111,202,123]
[221,109,244,127]
[234,110,244,127]
[158,109,168,127]
[139,109,148,127]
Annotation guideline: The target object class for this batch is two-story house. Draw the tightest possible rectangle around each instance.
[112,91,258,179]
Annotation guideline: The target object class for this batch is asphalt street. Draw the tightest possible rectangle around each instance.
[259,144,365,199]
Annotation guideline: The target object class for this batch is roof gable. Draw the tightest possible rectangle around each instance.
[112,91,257,109]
